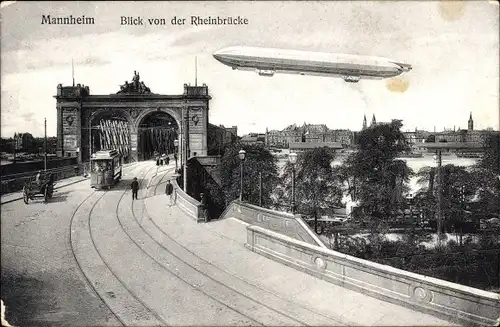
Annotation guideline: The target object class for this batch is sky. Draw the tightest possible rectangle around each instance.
[1,1,499,137]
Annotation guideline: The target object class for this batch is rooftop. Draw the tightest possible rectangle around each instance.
[289,142,343,150]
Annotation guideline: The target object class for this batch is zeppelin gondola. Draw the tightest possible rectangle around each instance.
[90,150,122,189]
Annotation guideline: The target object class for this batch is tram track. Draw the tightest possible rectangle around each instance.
[151,166,173,197]
[116,166,266,326]
[128,168,346,326]
[140,169,350,326]
[69,163,166,326]
[69,163,347,326]
[68,191,124,325]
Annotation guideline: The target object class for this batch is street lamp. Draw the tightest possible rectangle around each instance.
[289,152,298,215]
[173,139,179,170]
[239,149,246,201]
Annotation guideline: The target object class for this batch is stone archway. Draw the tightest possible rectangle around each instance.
[55,80,210,164]
[90,109,133,163]
[136,110,180,161]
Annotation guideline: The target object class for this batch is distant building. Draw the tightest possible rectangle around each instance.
[265,123,354,148]
[220,125,237,137]
[241,133,265,145]
[207,124,238,155]
[403,128,430,147]
[289,141,343,152]
[433,112,490,145]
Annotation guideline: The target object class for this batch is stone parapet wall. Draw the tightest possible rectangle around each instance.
[172,179,203,222]
[245,225,500,327]
[220,201,326,248]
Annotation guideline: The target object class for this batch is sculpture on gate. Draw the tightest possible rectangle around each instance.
[117,71,152,94]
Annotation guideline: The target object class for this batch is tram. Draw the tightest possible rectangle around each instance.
[90,150,122,189]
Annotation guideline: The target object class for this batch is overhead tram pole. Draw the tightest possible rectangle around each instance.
[436,149,443,247]
[44,117,48,172]
[259,172,262,207]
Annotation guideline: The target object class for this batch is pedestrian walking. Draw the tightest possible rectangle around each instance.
[166,156,170,165]
[200,192,210,223]
[165,179,174,206]
[131,177,139,200]
[156,156,160,166]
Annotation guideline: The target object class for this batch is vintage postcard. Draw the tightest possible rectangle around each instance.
[1,1,499,326]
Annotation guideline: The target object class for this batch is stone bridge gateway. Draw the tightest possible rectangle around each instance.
[54,73,210,166]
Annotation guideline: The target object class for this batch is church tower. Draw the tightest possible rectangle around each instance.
[362,114,367,130]
[371,114,377,126]
[468,112,474,131]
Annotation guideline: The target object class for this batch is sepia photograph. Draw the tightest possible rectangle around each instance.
[1,1,499,326]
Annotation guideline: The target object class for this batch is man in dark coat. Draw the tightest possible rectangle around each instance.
[200,193,210,223]
[131,177,139,200]
[165,179,174,206]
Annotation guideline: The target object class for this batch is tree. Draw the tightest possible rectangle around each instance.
[343,120,412,228]
[20,133,35,152]
[425,134,436,143]
[472,132,500,219]
[477,132,500,175]
[414,166,437,223]
[416,164,482,244]
[220,143,279,207]
[277,147,343,232]
[0,137,14,153]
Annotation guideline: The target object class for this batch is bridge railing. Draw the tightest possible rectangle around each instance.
[172,179,203,222]
[245,225,500,327]
[220,200,327,248]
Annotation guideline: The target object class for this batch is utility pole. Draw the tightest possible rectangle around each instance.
[291,165,296,215]
[195,56,198,86]
[183,108,189,192]
[13,133,17,163]
[44,118,48,172]
[436,150,443,247]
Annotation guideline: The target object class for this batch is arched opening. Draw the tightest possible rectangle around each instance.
[90,112,131,163]
[138,111,179,161]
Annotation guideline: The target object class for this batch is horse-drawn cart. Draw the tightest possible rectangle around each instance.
[23,174,55,204]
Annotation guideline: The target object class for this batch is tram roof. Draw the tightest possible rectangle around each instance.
[91,149,120,159]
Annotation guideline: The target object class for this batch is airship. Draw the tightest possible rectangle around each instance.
[213,46,412,83]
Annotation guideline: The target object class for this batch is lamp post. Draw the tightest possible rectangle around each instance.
[173,139,179,170]
[239,149,246,201]
[289,152,298,215]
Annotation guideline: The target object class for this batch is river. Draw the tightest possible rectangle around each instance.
[275,151,478,195]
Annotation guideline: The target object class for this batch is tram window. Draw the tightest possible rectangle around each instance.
[92,161,101,172]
